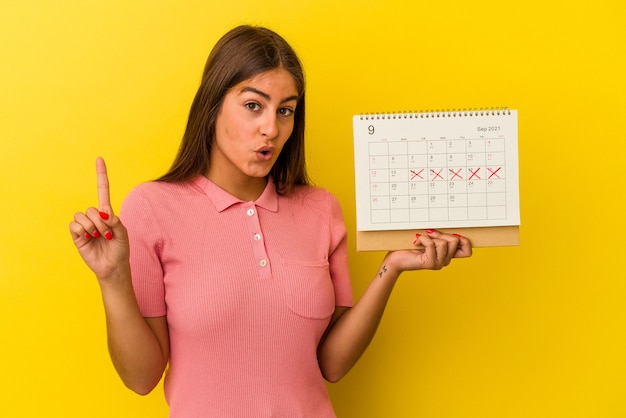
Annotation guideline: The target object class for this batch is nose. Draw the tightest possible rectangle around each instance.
[260,112,278,139]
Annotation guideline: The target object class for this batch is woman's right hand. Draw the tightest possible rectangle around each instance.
[69,157,130,282]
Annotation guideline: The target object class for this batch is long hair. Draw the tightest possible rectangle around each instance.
[158,25,309,194]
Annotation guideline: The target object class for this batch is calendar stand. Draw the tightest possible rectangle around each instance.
[356,225,519,251]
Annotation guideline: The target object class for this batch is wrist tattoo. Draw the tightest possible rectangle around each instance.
[378,265,388,278]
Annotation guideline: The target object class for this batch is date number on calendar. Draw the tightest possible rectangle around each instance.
[477,126,501,132]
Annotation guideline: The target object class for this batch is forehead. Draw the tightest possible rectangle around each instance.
[234,68,299,98]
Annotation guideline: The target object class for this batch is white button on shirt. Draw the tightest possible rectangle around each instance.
[253,233,262,241]
[259,259,268,267]
[246,208,255,216]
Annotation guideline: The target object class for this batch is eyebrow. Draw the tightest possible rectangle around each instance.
[240,86,298,104]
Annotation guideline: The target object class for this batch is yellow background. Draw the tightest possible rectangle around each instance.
[1,0,625,417]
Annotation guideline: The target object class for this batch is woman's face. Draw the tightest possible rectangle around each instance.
[208,68,298,194]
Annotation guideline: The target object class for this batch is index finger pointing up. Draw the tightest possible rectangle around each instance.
[96,157,112,213]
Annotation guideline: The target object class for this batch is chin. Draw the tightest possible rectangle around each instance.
[244,170,272,179]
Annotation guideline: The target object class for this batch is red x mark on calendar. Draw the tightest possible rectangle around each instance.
[469,168,481,180]
[410,169,424,180]
[430,168,444,181]
[488,167,502,179]
[449,168,463,180]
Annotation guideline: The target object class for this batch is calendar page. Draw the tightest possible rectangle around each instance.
[353,110,520,231]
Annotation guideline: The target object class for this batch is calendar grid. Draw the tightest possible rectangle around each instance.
[368,136,508,225]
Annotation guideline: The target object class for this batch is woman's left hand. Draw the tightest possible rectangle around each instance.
[383,229,472,275]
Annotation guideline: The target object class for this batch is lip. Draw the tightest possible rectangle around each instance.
[255,145,275,162]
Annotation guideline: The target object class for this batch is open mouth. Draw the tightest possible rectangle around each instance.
[256,146,274,161]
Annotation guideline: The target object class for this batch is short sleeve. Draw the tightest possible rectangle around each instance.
[327,192,354,308]
[119,185,167,317]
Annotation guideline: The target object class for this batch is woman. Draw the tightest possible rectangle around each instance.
[69,25,472,417]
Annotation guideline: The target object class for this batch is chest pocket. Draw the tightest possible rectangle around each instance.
[278,259,335,320]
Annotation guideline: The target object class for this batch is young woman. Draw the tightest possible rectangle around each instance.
[69,25,472,417]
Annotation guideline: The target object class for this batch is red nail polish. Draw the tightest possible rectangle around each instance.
[84,232,92,240]
[104,231,113,240]
[93,230,101,239]
[415,233,421,238]
[453,233,462,238]
[99,211,110,220]
[426,229,435,234]
[412,239,418,245]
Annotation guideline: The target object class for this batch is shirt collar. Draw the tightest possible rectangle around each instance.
[192,175,279,213]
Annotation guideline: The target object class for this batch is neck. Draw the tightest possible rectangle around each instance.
[206,171,268,202]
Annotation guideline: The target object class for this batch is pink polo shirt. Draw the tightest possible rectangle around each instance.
[119,175,354,417]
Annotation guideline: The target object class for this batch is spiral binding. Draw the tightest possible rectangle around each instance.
[358,108,510,120]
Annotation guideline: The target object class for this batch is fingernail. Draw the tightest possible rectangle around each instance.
[93,230,101,239]
[426,229,435,234]
[412,239,419,245]
[84,232,92,240]
[104,231,113,240]
[415,233,421,238]
[99,211,110,220]
[453,233,462,238]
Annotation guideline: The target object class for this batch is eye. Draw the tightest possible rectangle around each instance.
[278,107,295,117]
[245,102,261,112]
